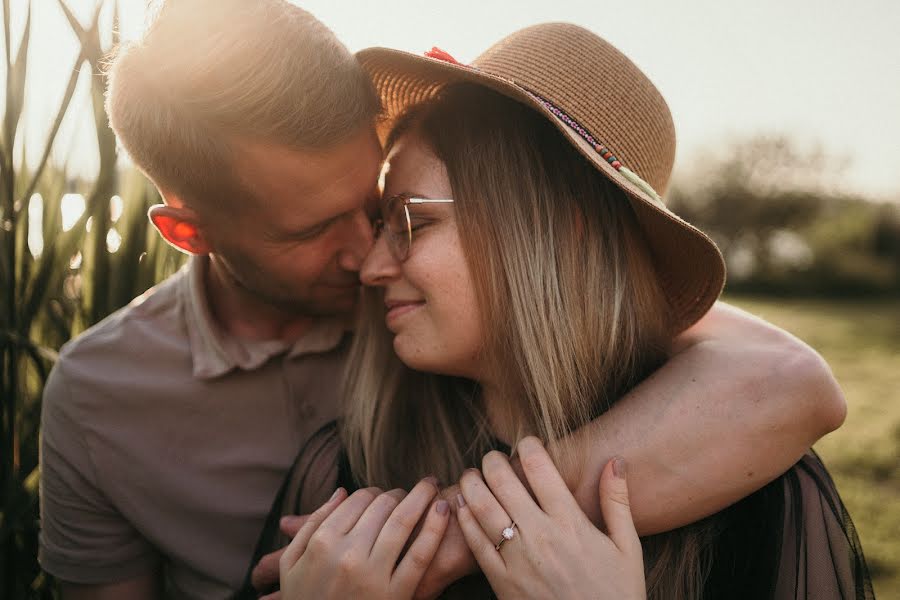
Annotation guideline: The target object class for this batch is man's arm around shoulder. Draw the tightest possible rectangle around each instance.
[564,300,846,534]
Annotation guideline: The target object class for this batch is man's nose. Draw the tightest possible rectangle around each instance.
[337,208,375,272]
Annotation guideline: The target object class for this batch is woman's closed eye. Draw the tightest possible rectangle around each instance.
[409,217,432,232]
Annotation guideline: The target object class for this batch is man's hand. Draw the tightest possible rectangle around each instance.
[251,514,310,598]
[412,485,479,600]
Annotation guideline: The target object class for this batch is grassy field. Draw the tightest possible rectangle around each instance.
[729,295,900,598]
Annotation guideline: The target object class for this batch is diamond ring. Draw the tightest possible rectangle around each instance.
[495,522,517,551]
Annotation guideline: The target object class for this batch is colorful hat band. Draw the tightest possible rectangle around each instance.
[423,47,665,207]
[523,91,664,206]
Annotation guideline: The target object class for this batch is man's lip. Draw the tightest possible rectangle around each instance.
[327,282,361,290]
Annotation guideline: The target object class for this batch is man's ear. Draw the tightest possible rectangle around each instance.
[147,204,213,255]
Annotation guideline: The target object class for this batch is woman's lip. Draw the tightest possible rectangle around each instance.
[386,301,424,325]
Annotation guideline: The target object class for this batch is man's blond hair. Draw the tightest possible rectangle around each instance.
[106,0,379,210]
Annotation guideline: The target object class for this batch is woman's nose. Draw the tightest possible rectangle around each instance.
[360,232,401,286]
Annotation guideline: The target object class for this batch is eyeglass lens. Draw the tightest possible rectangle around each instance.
[384,195,411,261]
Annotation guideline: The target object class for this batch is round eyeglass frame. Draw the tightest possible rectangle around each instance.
[374,193,454,262]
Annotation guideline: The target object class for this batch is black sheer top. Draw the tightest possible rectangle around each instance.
[238,421,874,599]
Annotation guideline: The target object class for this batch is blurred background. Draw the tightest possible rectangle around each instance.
[1,0,897,597]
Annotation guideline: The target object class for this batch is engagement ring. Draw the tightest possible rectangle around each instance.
[495,522,517,551]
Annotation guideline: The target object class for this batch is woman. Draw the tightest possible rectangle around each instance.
[246,24,872,599]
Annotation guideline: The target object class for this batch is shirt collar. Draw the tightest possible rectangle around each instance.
[181,257,352,379]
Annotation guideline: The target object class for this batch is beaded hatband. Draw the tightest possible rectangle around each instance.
[422,47,665,207]
[523,91,665,206]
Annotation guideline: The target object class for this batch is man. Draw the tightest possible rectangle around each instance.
[39,1,846,598]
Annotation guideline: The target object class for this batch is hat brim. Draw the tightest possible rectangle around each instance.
[358,47,725,334]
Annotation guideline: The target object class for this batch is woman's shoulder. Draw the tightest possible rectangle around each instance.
[280,420,353,516]
[705,450,874,600]
[771,451,875,599]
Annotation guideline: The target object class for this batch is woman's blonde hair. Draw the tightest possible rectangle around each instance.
[342,84,718,599]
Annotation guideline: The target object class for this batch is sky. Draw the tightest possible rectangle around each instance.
[7,0,900,201]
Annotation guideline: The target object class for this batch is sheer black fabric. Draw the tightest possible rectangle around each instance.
[772,454,874,599]
[237,421,874,599]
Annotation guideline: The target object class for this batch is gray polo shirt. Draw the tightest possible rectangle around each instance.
[39,257,350,599]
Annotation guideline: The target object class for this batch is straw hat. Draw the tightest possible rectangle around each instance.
[357,22,725,333]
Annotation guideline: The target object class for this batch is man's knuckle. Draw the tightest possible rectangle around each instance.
[258,554,276,572]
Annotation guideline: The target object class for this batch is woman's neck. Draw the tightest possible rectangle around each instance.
[481,382,517,447]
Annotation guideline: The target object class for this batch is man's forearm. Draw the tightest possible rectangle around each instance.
[560,302,845,535]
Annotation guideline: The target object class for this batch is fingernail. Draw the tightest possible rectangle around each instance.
[613,457,627,478]
[456,493,466,508]
[423,475,440,487]
[436,500,449,515]
[330,487,344,501]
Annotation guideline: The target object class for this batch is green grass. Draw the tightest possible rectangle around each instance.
[729,295,900,598]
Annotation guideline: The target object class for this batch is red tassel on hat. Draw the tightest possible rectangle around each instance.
[424,47,461,64]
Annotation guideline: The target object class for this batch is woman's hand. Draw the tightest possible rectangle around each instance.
[279,479,451,600]
[456,437,645,600]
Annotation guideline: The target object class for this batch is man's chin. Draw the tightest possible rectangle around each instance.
[258,285,360,319]
[303,288,361,317]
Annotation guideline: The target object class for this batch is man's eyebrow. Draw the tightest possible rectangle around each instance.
[295,212,343,234]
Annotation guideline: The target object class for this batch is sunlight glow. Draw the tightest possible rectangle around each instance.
[28,193,44,258]
[110,195,124,223]
[61,193,86,232]
[106,228,122,253]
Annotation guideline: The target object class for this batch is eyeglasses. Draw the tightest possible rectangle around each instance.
[374,193,454,262]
